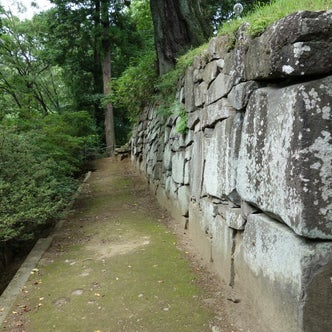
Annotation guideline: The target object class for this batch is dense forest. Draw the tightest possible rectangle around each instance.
[0,0,268,268]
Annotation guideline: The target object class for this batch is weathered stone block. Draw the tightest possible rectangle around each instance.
[219,205,246,230]
[210,215,234,284]
[223,23,251,84]
[187,110,200,130]
[202,113,243,203]
[206,73,233,105]
[194,81,207,108]
[177,185,190,217]
[189,132,204,201]
[236,213,332,332]
[200,198,218,226]
[228,81,260,110]
[171,151,186,184]
[237,76,332,239]
[203,60,218,85]
[188,201,213,263]
[193,68,204,83]
[207,35,232,60]
[245,11,332,80]
[163,144,172,171]
[171,130,193,152]
[183,158,190,186]
[184,66,195,112]
[202,98,236,129]
[153,161,163,180]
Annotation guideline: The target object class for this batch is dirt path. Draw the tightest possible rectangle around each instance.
[1,158,240,332]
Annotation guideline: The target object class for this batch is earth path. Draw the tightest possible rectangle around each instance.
[1,157,239,332]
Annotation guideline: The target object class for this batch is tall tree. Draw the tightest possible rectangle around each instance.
[100,0,115,154]
[46,0,140,152]
[149,0,211,75]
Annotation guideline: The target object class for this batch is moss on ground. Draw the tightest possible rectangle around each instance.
[1,158,216,332]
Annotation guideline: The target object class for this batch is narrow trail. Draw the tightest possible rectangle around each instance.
[1,158,239,332]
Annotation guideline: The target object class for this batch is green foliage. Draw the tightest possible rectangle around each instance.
[40,0,149,143]
[218,0,332,38]
[110,50,158,122]
[173,102,188,134]
[0,129,75,242]
[0,12,66,116]
[0,111,99,243]
[129,0,154,46]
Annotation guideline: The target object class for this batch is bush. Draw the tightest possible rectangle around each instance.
[0,111,99,243]
[110,50,158,122]
[0,130,76,241]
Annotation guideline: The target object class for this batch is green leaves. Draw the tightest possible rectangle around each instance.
[110,50,158,122]
[0,110,99,243]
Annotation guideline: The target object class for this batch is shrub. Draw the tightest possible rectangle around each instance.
[110,50,158,122]
[0,110,99,243]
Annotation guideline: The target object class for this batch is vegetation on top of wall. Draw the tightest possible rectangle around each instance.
[111,0,332,124]
[219,0,332,39]
[108,50,158,122]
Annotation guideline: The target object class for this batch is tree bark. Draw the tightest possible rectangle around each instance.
[102,51,116,156]
[101,0,116,155]
[150,0,211,75]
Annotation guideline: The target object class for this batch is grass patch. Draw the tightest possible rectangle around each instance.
[219,0,332,38]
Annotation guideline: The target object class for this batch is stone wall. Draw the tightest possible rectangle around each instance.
[131,11,332,332]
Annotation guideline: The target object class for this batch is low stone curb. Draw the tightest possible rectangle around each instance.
[0,237,53,325]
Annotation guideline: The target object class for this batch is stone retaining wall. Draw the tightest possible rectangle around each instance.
[131,11,332,332]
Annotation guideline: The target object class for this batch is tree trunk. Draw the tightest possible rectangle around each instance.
[101,0,116,155]
[150,0,211,75]
[102,51,116,156]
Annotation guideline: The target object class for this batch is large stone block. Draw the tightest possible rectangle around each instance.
[188,201,213,263]
[237,76,332,239]
[169,128,193,152]
[163,144,172,171]
[189,132,204,201]
[210,215,234,284]
[206,73,233,105]
[236,213,332,332]
[171,151,186,184]
[228,81,260,111]
[223,23,251,85]
[177,185,190,217]
[207,35,231,60]
[203,60,219,85]
[187,109,201,130]
[202,98,236,129]
[184,66,195,112]
[194,81,207,108]
[202,112,243,204]
[245,11,332,80]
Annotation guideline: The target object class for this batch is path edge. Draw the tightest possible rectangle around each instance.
[0,171,92,326]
